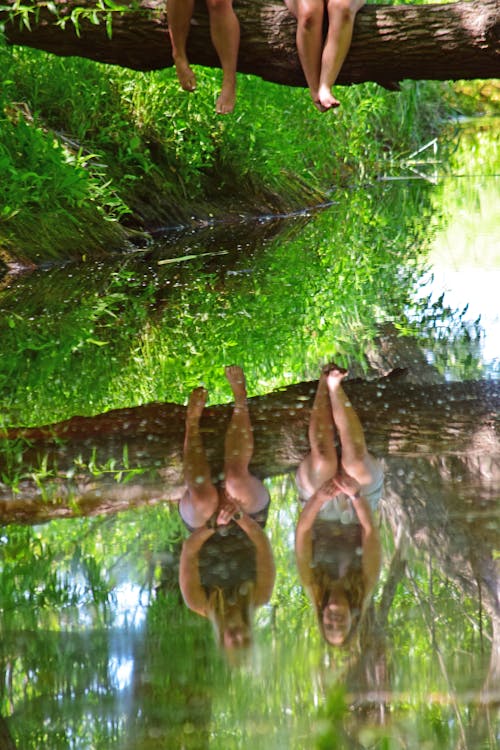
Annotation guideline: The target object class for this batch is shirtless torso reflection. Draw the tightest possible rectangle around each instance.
[179,366,275,653]
[295,364,383,646]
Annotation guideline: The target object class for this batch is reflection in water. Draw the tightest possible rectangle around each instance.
[179,366,275,656]
[0,117,498,748]
[295,363,383,646]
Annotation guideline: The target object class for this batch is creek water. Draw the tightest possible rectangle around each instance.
[0,118,498,749]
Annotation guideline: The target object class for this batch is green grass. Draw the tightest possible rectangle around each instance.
[0,35,455,263]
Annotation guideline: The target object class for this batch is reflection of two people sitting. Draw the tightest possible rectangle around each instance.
[178,366,275,654]
[178,363,383,652]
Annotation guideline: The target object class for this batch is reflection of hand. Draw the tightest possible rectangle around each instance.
[333,472,361,499]
[216,497,241,526]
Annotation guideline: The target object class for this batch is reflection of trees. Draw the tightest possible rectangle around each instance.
[0,717,16,749]
[380,454,499,747]
[0,504,224,749]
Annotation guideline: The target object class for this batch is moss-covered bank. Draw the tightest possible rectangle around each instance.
[0,36,479,269]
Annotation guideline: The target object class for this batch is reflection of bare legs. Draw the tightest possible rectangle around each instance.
[326,367,375,485]
[168,0,197,92]
[180,387,219,528]
[207,0,240,114]
[296,371,340,497]
[223,366,268,512]
[317,0,365,110]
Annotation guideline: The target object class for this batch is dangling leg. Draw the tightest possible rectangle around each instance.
[168,0,197,92]
[223,366,268,513]
[325,364,376,485]
[206,0,240,113]
[296,368,340,498]
[285,0,327,111]
[317,0,365,109]
[180,386,219,528]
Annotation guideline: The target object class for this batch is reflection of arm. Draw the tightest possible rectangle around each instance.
[295,490,328,588]
[352,494,382,594]
[179,527,215,616]
[234,514,276,606]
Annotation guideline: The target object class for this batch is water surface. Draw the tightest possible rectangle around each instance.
[0,118,498,749]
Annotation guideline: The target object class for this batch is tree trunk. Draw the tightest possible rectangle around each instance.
[1,377,498,523]
[2,1,499,88]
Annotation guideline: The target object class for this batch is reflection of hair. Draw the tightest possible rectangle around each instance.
[207,583,255,649]
[312,567,366,647]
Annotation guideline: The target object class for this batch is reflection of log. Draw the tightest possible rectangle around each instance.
[1,378,499,523]
[2,1,499,87]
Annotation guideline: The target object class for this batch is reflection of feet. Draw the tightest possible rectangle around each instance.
[317,84,340,110]
[216,78,236,114]
[186,386,207,420]
[324,363,348,390]
[174,57,196,92]
[225,365,246,399]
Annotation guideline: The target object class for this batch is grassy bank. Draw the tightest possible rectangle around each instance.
[0,33,454,266]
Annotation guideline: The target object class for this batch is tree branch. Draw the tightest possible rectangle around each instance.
[2,1,499,87]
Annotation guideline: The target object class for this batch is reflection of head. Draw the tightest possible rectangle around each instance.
[208,585,254,655]
[314,570,365,647]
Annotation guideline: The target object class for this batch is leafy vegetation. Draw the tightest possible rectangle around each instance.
[0,28,455,263]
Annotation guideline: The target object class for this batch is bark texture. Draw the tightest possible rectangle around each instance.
[1,377,498,523]
[2,1,499,88]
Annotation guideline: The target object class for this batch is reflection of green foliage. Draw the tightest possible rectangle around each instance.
[0,478,496,749]
[0,181,440,427]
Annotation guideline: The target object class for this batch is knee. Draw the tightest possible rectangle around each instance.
[223,465,249,486]
[206,0,233,13]
[296,0,323,29]
[328,0,360,21]
[181,486,218,517]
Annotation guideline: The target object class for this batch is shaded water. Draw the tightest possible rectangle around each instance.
[0,119,499,749]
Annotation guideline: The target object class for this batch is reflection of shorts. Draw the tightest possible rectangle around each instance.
[296,460,384,525]
[180,488,271,534]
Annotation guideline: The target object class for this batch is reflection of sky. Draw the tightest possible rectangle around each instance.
[112,581,149,628]
[423,265,500,375]
[108,655,134,691]
[422,164,500,378]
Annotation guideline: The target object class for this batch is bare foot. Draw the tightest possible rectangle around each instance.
[216,78,236,114]
[317,85,340,110]
[313,99,328,113]
[174,57,196,92]
[225,365,246,400]
[186,386,207,420]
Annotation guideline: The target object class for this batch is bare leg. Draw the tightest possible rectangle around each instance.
[296,370,340,498]
[206,0,240,114]
[180,387,219,528]
[326,366,375,485]
[317,0,365,109]
[223,366,268,513]
[168,0,197,92]
[285,0,326,111]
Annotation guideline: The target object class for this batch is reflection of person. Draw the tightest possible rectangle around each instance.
[179,366,275,653]
[284,0,365,111]
[295,363,382,645]
[167,0,240,114]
